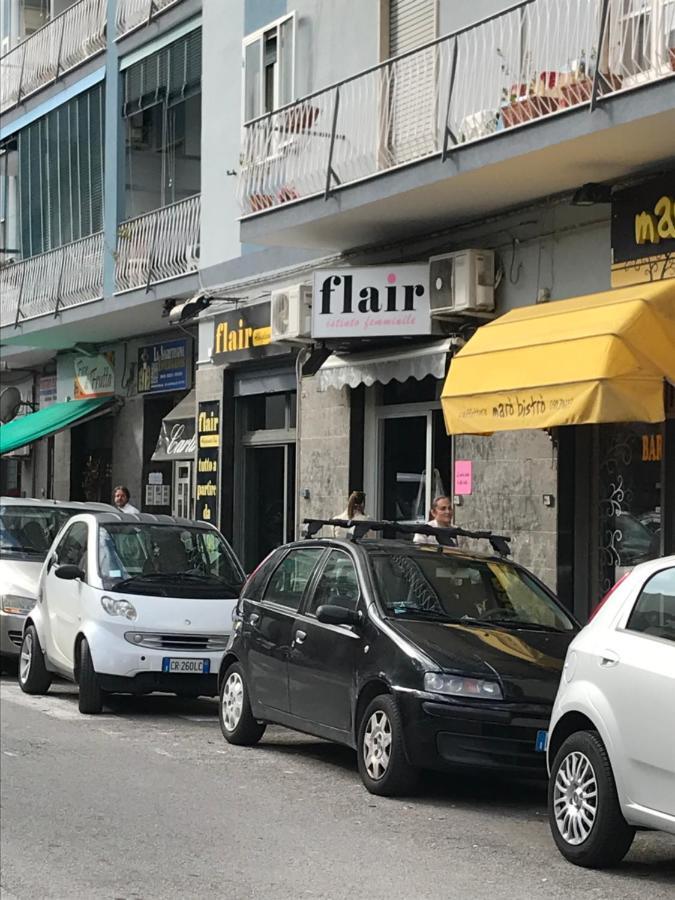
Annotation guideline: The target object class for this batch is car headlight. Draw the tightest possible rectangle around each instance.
[424,672,503,700]
[1,594,37,615]
[100,595,137,621]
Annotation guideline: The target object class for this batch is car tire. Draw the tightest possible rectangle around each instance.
[357,694,419,797]
[219,662,266,745]
[549,730,635,868]
[18,626,52,695]
[78,638,103,715]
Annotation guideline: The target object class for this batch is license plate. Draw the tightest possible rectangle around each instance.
[162,657,210,674]
[535,729,548,752]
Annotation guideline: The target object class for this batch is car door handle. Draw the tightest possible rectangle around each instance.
[294,630,307,644]
[248,613,260,626]
[599,649,620,667]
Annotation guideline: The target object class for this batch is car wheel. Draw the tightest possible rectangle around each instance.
[78,638,103,715]
[219,663,266,745]
[357,694,419,797]
[549,730,635,868]
[18,626,52,695]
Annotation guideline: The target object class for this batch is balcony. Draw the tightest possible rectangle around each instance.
[0,0,106,114]
[116,0,184,38]
[238,0,675,249]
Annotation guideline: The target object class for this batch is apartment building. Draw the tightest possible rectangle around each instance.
[1,0,674,618]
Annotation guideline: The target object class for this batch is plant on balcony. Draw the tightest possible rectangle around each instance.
[497,49,558,129]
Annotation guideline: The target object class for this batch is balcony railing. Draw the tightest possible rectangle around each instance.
[116,0,182,37]
[237,0,675,215]
[0,0,106,113]
[115,195,201,292]
[0,232,104,329]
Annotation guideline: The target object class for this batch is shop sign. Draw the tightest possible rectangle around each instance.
[312,265,431,338]
[137,339,190,394]
[196,400,220,523]
[641,433,662,462]
[611,174,675,287]
[152,418,196,462]
[212,302,288,364]
[38,375,57,408]
[73,353,115,399]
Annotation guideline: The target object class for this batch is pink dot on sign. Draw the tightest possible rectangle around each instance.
[386,272,397,284]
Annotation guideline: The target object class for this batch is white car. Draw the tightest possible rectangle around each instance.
[547,556,675,868]
[19,511,245,714]
[1,497,114,672]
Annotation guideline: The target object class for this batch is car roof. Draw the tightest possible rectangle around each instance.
[69,510,219,530]
[0,496,115,512]
[626,554,675,579]
[284,537,506,564]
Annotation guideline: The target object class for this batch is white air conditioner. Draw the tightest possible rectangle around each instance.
[270,284,312,343]
[428,249,495,316]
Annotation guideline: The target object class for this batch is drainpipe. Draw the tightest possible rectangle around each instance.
[294,347,310,539]
[103,0,122,300]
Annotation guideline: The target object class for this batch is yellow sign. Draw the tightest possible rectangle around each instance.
[214,319,271,355]
[634,195,675,245]
[641,433,663,462]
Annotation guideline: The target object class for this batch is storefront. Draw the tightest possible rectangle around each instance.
[204,301,298,571]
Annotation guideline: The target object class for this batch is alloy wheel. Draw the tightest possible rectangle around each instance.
[222,672,244,732]
[363,710,392,780]
[553,750,599,845]
[19,632,33,684]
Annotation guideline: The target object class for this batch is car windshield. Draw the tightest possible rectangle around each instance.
[98,523,244,592]
[371,550,575,631]
[0,505,79,558]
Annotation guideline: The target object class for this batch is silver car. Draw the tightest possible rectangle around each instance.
[0,497,114,671]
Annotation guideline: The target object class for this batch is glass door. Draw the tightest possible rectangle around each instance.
[173,460,192,519]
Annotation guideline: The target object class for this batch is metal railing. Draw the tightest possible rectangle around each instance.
[116,0,182,37]
[0,0,106,113]
[0,232,104,328]
[115,194,201,292]
[237,0,675,215]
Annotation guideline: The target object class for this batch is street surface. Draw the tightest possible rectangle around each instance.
[1,674,673,900]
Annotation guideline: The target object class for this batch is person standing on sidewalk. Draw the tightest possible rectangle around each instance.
[413,496,455,545]
[112,486,140,514]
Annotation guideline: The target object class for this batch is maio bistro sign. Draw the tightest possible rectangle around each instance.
[312,265,431,338]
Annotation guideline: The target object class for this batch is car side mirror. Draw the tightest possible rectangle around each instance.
[316,604,361,627]
[54,564,85,581]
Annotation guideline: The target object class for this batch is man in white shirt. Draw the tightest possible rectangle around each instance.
[112,485,140,514]
[413,496,455,545]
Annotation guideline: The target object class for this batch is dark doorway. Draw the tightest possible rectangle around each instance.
[243,444,295,572]
[70,415,113,502]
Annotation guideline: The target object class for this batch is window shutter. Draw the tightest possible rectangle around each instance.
[388,0,436,56]
[123,27,202,116]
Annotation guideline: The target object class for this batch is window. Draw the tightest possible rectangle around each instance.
[308,551,360,616]
[262,547,324,611]
[56,522,89,572]
[626,567,675,642]
[0,504,81,558]
[18,84,104,257]
[243,14,294,122]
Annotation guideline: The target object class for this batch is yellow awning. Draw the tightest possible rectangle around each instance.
[441,280,675,434]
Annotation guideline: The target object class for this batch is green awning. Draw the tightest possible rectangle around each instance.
[0,397,114,455]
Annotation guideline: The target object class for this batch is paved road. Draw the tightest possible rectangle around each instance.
[1,675,673,900]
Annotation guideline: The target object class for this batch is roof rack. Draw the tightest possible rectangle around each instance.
[302,518,511,557]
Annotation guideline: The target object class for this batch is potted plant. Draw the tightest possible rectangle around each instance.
[497,49,559,129]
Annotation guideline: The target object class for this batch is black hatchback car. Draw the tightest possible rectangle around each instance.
[218,520,579,796]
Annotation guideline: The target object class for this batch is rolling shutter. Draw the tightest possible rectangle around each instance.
[123,27,202,117]
[389,0,436,55]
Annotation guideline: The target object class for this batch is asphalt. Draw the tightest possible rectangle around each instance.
[0,675,673,900]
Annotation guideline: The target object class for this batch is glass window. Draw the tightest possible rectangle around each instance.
[247,393,287,430]
[370,551,576,631]
[626,567,675,642]
[98,523,244,593]
[0,505,82,558]
[262,547,324,611]
[243,15,295,123]
[56,522,89,571]
[307,551,360,615]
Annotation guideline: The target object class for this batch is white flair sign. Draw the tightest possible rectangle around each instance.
[312,265,431,339]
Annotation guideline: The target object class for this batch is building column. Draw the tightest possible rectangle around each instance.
[102,0,123,299]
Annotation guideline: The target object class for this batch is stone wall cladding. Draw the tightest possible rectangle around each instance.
[298,378,351,531]
[453,429,557,590]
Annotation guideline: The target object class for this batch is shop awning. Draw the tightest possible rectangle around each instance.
[316,339,454,392]
[441,281,675,434]
[0,397,115,455]
[151,389,196,462]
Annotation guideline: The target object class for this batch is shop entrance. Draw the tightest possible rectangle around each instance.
[242,444,295,571]
[364,377,452,524]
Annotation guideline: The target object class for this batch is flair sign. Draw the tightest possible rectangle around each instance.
[312,265,431,338]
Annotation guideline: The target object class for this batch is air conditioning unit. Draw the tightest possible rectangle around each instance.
[270,284,312,343]
[428,249,495,316]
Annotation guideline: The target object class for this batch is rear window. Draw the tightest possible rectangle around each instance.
[0,505,80,558]
[370,550,575,632]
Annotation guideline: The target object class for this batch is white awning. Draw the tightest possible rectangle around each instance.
[315,339,454,392]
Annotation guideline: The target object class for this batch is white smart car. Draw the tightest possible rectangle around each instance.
[19,511,245,714]
[547,555,675,868]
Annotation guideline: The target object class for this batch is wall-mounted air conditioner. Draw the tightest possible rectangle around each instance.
[428,249,495,316]
[270,284,312,343]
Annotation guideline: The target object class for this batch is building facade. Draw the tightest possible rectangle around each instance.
[1,0,674,620]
